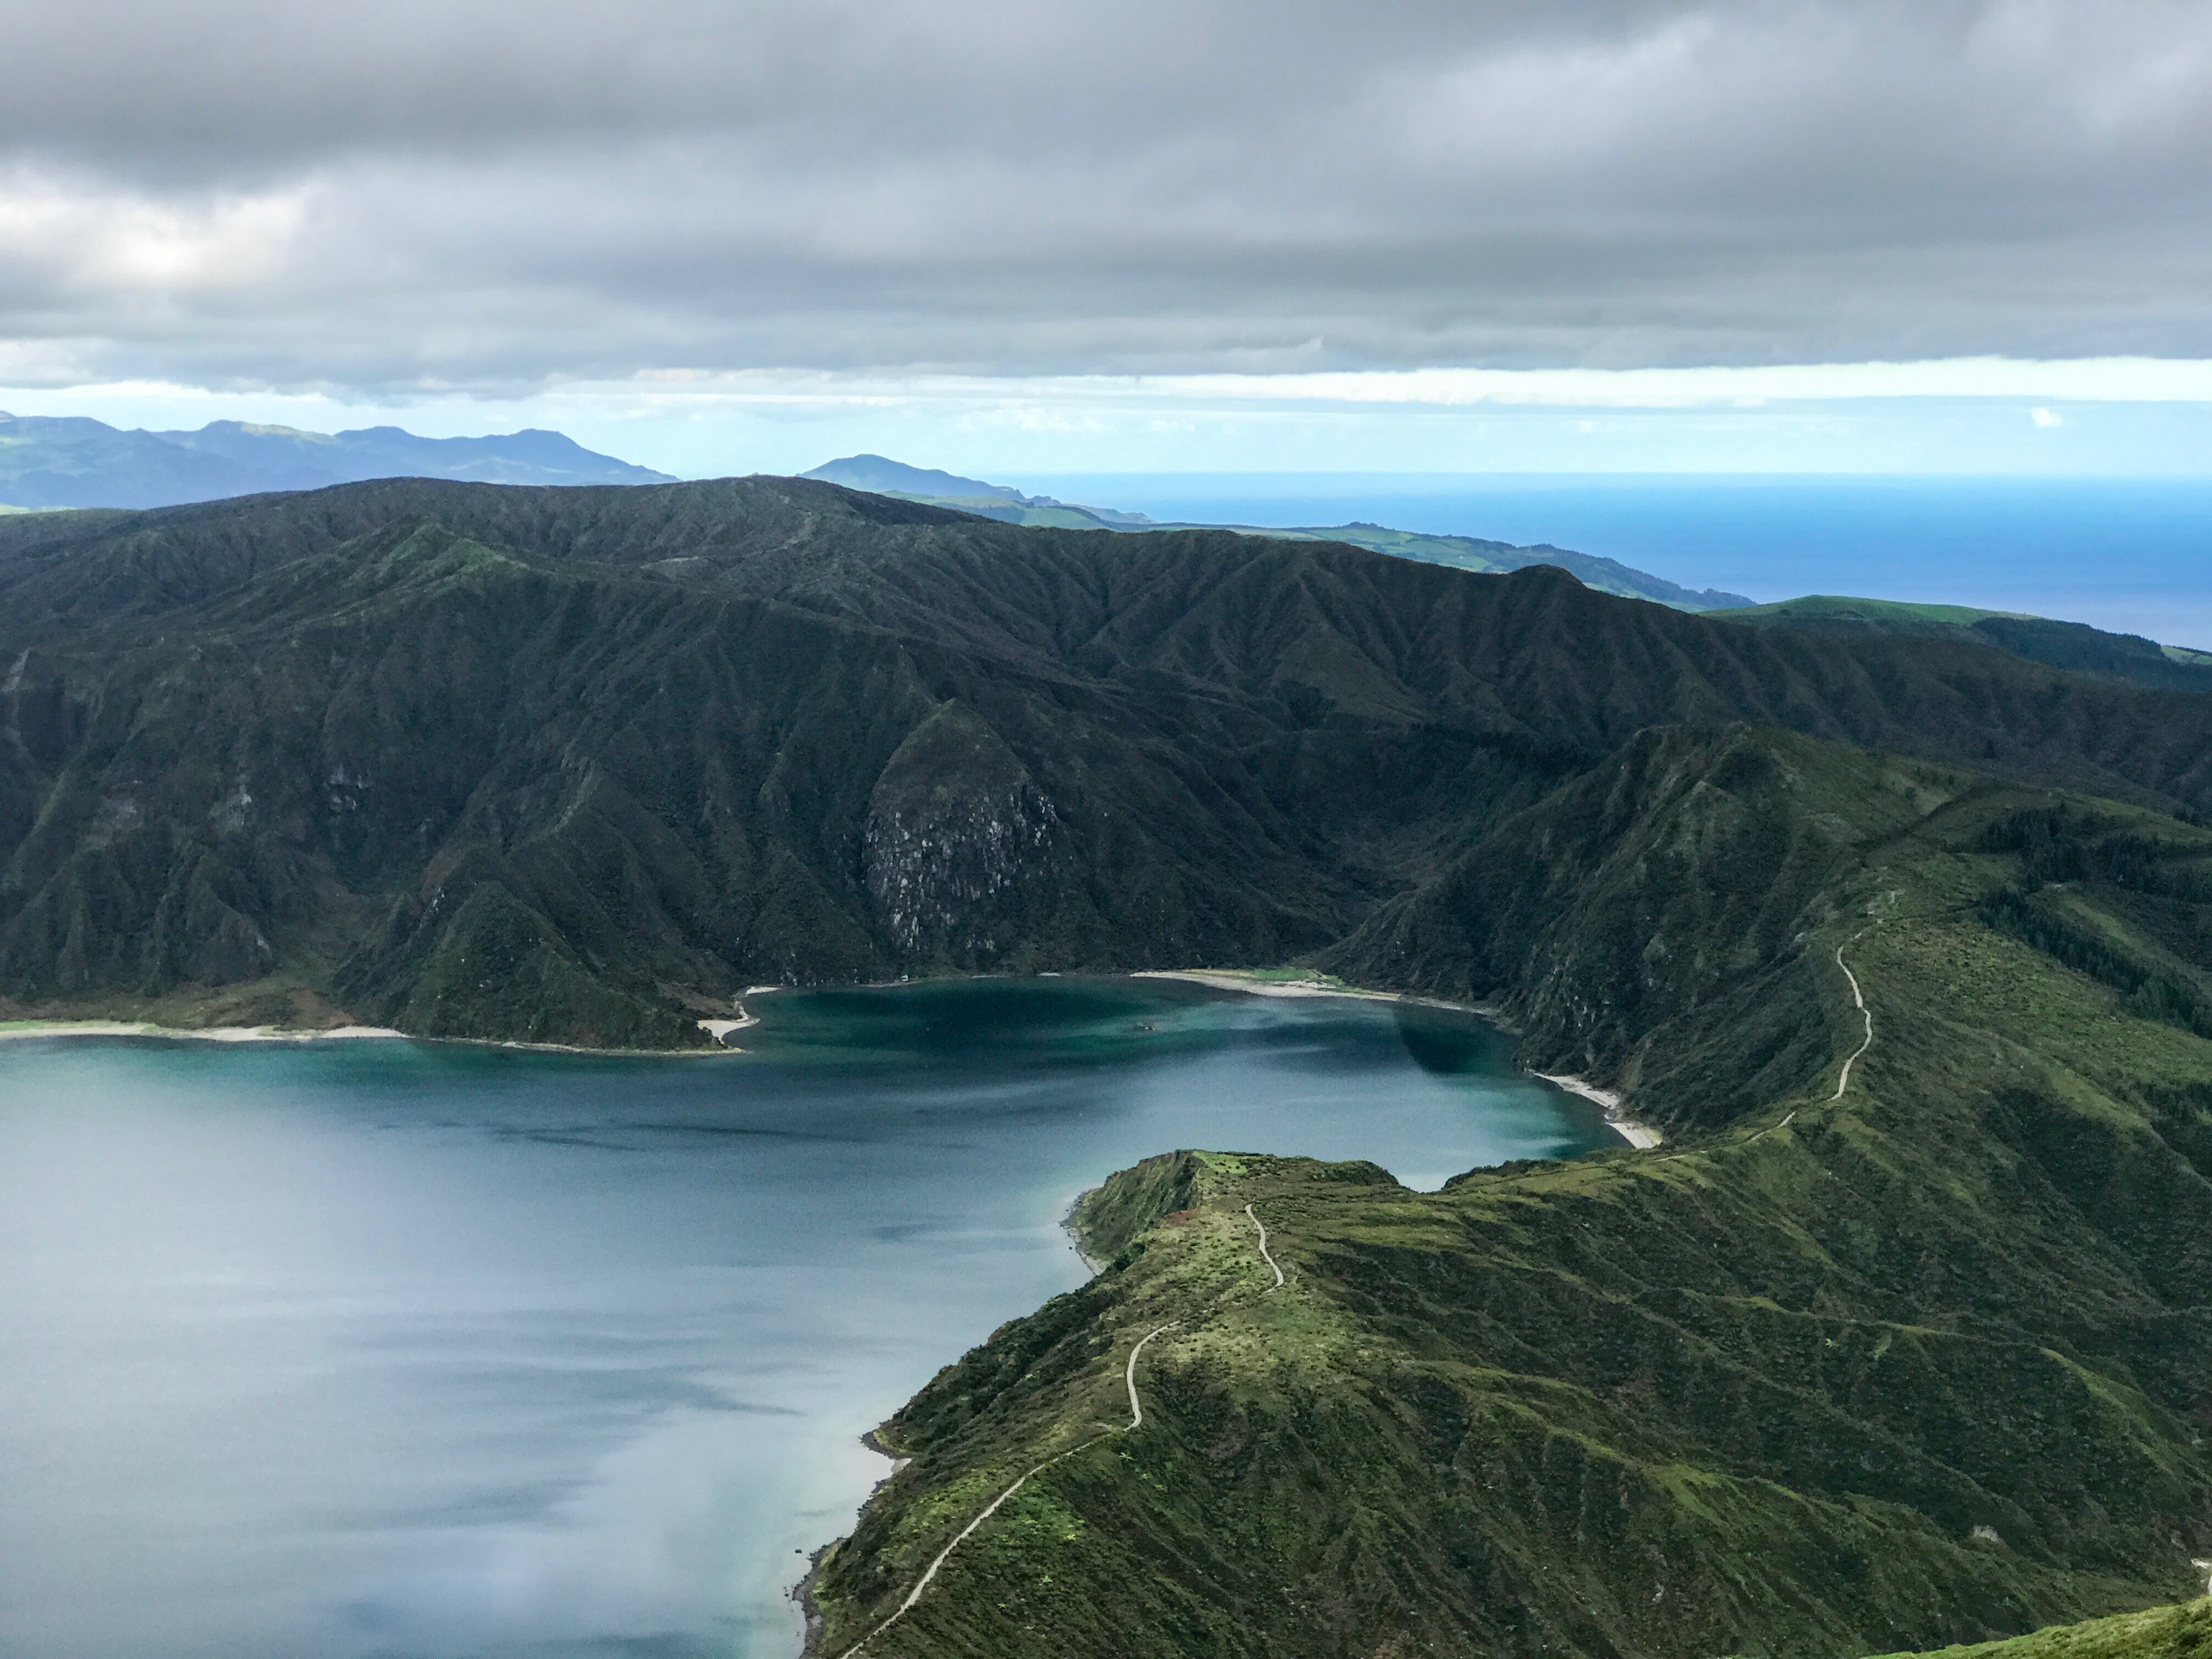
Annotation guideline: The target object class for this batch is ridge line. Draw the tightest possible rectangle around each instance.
[836,1318,1181,1657]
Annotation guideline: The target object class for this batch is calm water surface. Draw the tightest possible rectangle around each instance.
[0,977,1609,1659]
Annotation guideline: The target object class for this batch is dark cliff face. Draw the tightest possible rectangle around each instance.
[6,476,2212,1064]
[862,702,1074,968]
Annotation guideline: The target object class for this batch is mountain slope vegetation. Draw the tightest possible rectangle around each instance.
[10,475,2212,1655]
[801,452,1755,611]
[1719,595,2212,693]
[8,475,2212,1046]
[808,739,2212,1658]
[1879,1599,2212,1659]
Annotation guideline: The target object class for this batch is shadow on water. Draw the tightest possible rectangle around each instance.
[1391,1003,1515,1077]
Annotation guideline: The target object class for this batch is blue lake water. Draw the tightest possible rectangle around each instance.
[0,977,1608,1659]
[1009,473,2212,647]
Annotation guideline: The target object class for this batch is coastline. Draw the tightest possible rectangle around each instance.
[1533,1071,1665,1149]
[695,1004,760,1046]
[0,973,1665,1145]
[1131,970,1495,1019]
[0,1018,745,1059]
[1133,968,1409,1002]
[0,1019,405,1045]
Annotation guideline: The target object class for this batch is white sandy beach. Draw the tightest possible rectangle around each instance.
[1532,1072,1664,1148]
[1133,969,1404,1002]
[0,1020,403,1045]
[697,1004,761,1046]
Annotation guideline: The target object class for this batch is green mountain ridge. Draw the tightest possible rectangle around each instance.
[10,475,2212,1048]
[1719,596,2212,692]
[10,477,2212,1655]
[1876,1599,2212,1658]
[809,735,2212,1658]
[799,458,2212,692]
[799,453,1757,612]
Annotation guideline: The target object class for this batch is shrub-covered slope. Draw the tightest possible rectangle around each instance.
[807,743,2212,1658]
[1881,1599,2212,1659]
[15,476,2212,1655]
[1718,595,2212,693]
[10,476,2212,1043]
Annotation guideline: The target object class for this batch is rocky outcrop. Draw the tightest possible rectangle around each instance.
[863,702,1065,970]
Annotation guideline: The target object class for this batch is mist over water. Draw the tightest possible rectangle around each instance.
[0,978,1607,1659]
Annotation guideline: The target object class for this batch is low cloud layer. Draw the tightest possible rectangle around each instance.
[5,0,2212,394]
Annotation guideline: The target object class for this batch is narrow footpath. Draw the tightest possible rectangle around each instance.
[1245,1203,1284,1289]
[835,1209,1284,1655]
[1833,939,1874,1100]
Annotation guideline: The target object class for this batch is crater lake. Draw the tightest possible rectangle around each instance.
[0,976,1615,1659]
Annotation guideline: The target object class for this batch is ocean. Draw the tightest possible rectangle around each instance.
[1007,473,2212,646]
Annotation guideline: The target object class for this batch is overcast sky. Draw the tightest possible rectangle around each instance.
[6,0,2212,471]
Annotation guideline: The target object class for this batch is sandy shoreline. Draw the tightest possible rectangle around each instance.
[1133,968,1407,1002]
[1533,1071,1665,1149]
[696,1006,760,1046]
[1133,970,1663,1150]
[1133,970,1495,1019]
[0,1019,743,1058]
[1,973,1665,1147]
[0,1020,404,1045]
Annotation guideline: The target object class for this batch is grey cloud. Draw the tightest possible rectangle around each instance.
[4,0,2212,392]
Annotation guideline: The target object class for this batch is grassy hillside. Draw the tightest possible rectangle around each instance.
[1882,1599,2212,1658]
[10,476,2212,1044]
[853,481,1755,611]
[807,738,2212,1657]
[1720,595,2212,692]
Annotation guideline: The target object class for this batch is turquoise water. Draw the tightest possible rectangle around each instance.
[0,977,1607,1659]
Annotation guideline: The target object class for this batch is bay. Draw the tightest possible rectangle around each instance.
[0,976,1610,1659]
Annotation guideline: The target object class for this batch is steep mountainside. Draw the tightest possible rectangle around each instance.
[808,739,2212,1658]
[13,475,2212,1656]
[8,475,2212,1046]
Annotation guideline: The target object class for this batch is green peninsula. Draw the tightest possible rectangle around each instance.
[807,745,2212,1657]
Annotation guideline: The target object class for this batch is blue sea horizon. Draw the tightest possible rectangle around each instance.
[1004,473,2212,650]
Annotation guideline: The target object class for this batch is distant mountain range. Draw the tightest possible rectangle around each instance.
[0,414,673,509]
[16,433,2202,703]
[802,455,2212,690]
[801,453,1758,612]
